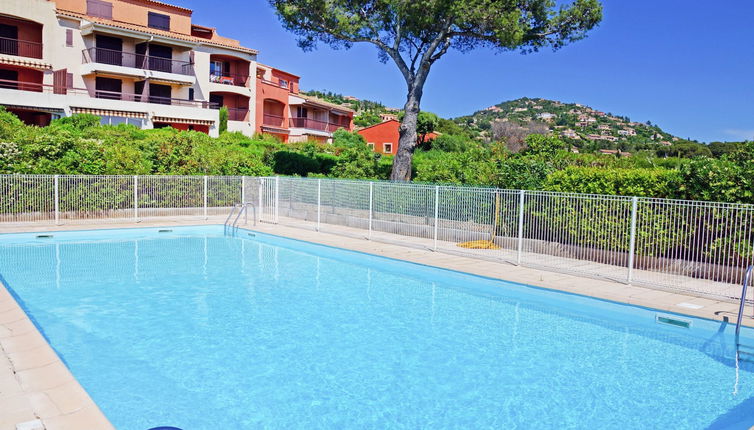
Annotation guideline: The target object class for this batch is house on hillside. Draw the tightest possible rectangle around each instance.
[537,112,556,121]
[379,113,398,122]
[561,129,580,139]
[357,119,438,155]
[597,124,611,131]
[599,149,631,156]
[618,129,636,136]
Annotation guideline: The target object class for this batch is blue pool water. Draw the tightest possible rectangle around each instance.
[0,226,753,429]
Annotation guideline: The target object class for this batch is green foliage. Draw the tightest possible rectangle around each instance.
[353,111,382,127]
[219,107,229,134]
[273,150,320,176]
[331,129,368,148]
[544,167,682,198]
[524,134,567,157]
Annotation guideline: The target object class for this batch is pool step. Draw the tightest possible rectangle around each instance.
[738,343,754,362]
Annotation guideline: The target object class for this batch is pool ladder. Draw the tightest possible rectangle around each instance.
[735,265,754,363]
[224,203,256,235]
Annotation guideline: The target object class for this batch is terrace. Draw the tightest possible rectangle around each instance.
[0,16,43,59]
[82,47,194,76]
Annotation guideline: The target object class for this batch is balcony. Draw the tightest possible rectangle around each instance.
[93,89,217,108]
[0,36,43,59]
[83,48,194,76]
[259,78,294,93]
[289,117,348,133]
[209,73,249,87]
[225,107,248,122]
[262,113,286,128]
[0,78,87,95]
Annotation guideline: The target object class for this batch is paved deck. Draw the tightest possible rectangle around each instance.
[0,218,752,429]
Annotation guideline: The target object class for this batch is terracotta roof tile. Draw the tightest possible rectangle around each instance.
[57,9,258,54]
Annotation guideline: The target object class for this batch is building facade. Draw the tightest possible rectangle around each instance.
[0,0,353,140]
[256,63,354,143]
[357,119,438,155]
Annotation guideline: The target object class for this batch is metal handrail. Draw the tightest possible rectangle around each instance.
[224,203,257,235]
[735,265,754,338]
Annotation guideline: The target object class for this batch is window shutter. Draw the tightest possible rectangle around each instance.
[65,29,73,47]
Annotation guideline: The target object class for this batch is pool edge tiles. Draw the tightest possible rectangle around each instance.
[0,279,115,430]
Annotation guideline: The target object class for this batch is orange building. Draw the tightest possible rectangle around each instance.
[357,119,438,155]
[255,63,354,143]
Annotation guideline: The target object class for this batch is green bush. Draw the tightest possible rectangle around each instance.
[273,151,320,176]
[544,167,682,198]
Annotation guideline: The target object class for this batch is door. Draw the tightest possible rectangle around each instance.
[0,69,18,89]
[95,77,122,100]
[147,44,173,73]
[135,43,147,69]
[0,24,19,56]
[209,94,224,110]
[149,83,171,104]
[95,35,123,66]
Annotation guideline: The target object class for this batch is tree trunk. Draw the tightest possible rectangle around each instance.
[389,84,423,181]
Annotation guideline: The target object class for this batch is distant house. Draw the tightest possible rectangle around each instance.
[597,124,611,131]
[561,129,580,139]
[594,111,607,117]
[357,119,438,155]
[599,149,631,156]
[343,96,360,101]
[618,129,636,136]
[379,113,398,122]
[485,106,502,112]
[514,107,528,112]
[578,115,597,123]
[576,121,590,128]
[537,112,556,121]
[660,141,672,146]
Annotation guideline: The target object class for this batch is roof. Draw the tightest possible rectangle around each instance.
[57,9,258,54]
[300,94,354,113]
[120,0,193,14]
[357,119,400,132]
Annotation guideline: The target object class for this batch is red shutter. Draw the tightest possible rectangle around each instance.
[66,29,73,47]
[53,69,67,95]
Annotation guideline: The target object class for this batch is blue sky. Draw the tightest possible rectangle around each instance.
[182,0,754,143]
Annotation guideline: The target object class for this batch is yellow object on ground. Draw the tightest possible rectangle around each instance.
[457,240,501,250]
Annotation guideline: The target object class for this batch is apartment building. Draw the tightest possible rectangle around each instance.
[0,0,353,140]
[256,63,354,143]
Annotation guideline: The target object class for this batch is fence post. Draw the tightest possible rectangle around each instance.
[241,176,246,204]
[368,181,374,240]
[274,176,279,224]
[317,178,321,232]
[258,178,264,223]
[516,190,525,265]
[627,196,638,284]
[203,175,208,220]
[133,175,138,223]
[433,185,440,251]
[54,175,60,225]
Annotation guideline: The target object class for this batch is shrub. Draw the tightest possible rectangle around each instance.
[544,167,682,198]
[272,150,320,176]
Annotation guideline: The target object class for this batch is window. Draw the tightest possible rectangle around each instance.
[367,143,375,149]
[279,79,288,89]
[188,88,194,101]
[383,143,393,153]
[65,29,73,47]
[87,0,113,19]
[95,77,122,100]
[148,12,170,31]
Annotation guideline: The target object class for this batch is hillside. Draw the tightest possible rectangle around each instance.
[300,91,711,153]
[453,97,695,151]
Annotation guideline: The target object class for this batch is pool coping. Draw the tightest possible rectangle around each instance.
[0,218,753,429]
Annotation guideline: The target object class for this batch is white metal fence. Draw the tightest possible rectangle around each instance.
[1,174,753,301]
[263,176,754,301]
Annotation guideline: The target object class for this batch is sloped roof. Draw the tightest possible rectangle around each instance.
[57,9,258,54]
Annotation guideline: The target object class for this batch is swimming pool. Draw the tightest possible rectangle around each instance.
[0,225,752,429]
